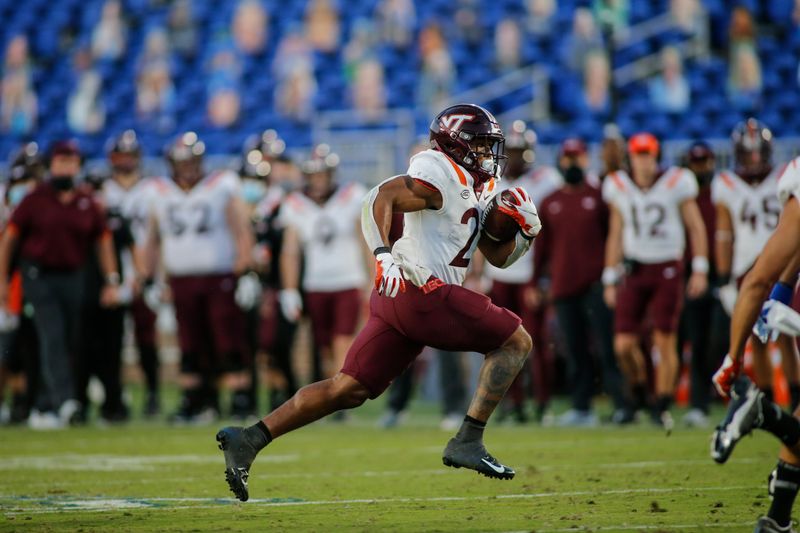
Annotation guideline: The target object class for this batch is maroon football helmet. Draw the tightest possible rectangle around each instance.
[166,131,205,187]
[732,118,772,182]
[107,129,142,174]
[429,103,506,184]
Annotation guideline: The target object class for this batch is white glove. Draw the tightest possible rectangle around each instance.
[717,283,738,316]
[0,309,19,333]
[497,187,542,239]
[143,282,163,312]
[279,289,303,322]
[374,252,405,298]
[235,272,262,310]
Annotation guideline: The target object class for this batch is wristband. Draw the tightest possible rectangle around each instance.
[602,266,621,286]
[770,282,794,305]
[691,256,709,274]
[105,272,121,286]
[373,246,391,256]
[717,273,731,286]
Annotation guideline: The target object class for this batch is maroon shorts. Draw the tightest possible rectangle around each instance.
[305,288,362,349]
[341,281,522,399]
[169,273,248,372]
[489,280,541,334]
[615,260,684,334]
[131,295,157,348]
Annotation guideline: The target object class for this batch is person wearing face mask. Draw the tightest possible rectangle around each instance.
[0,143,44,426]
[677,141,729,428]
[0,140,120,430]
[239,130,298,412]
[531,137,630,426]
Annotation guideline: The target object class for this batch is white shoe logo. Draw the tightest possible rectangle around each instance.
[481,458,505,474]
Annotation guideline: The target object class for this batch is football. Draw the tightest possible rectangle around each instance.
[481,190,520,242]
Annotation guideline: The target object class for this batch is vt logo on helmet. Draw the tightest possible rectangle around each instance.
[429,103,506,185]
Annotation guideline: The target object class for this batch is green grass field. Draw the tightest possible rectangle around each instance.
[0,400,785,533]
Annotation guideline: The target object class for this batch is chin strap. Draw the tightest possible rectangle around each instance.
[501,232,533,268]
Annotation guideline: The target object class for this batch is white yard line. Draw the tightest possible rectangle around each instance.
[0,454,762,473]
[504,523,753,533]
[1,484,758,515]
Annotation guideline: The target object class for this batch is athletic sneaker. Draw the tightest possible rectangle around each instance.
[556,409,599,428]
[442,437,515,480]
[754,516,797,532]
[711,376,763,464]
[216,426,260,502]
[683,408,710,428]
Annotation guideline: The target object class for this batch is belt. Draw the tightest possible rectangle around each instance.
[420,277,445,295]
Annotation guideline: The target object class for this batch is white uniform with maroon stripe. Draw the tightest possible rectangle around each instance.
[280,182,368,292]
[391,149,497,286]
[602,166,697,264]
[150,170,241,276]
[712,165,786,278]
[103,177,159,244]
[778,157,800,207]
[485,165,562,284]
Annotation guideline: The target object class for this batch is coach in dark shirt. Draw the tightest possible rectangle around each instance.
[0,141,119,427]
[532,138,629,424]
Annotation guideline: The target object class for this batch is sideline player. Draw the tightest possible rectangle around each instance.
[142,132,255,421]
[216,103,540,501]
[713,119,800,408]
[602,132,709,429]
[711,156,800,533]
[279,144,369,382]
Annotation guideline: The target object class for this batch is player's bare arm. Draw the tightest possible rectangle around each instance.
[140,213,161,280]
[226,195,255,275]
[730,198,800,364]
[679,198,709,298]
[96,231,121,307]
[602,204,624,308]
[364,175,442,251]
[714,203,734,281]
[278,224,302,321]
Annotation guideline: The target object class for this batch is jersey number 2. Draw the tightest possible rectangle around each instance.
[449,208,480,267]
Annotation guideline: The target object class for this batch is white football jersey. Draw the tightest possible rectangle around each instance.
[391,149,497,286]
[602,167,698,263]
[485,165,562,284]
[712,165,785,278]
[103,176,159,244]
[280,182,368,292]
[150,170,241,276]
[778,157,800,207]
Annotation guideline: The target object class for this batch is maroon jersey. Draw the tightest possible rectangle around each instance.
[532,183,608,299]
[9,183,108,271]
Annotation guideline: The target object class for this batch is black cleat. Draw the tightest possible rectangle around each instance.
[216,426,259,501]
[754,516,797,532]
[711,376,763,464]
[442,438,515,480]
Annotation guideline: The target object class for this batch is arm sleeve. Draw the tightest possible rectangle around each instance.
[778,158,800,207]
[406,151,450,210]
[601,174,619,210]
[674,169,699,203]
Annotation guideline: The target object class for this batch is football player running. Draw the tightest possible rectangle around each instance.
[602,132,709,431]
[142,132,255,422]
[216,103,540,501]
[711,157,800,533]
[713,119,800,409]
